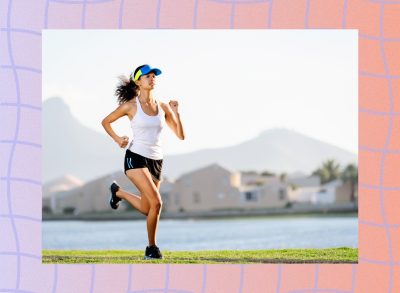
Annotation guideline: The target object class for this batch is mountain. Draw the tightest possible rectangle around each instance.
[162,128,357,179]
[43,97,357,183]
[43,97,124,182]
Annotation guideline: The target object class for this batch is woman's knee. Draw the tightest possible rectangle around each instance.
[149,195,163,212]
[152,199,163,211]
[142,208,150,216]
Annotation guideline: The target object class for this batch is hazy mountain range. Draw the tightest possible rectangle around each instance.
[43,97,357,183]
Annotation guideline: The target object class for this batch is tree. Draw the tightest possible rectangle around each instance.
[279,172,287,183]
[261,170,275,176]
[312,159,341,184]
[341,163,358,203]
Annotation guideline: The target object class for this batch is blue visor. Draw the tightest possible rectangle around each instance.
[132,65,162,81]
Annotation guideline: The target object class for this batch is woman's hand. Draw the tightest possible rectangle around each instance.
[169,100,179,114]
[162,100,185,140]
[115,136,129,148]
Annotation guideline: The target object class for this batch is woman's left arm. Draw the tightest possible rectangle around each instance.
[161,100,185,140]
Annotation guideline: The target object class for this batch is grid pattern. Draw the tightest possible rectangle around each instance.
[0,0,399,292]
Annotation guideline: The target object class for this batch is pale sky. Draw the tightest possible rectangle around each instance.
[43,30,357,155]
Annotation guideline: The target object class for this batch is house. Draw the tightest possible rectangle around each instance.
[335,180,358,204]
[42,175,83,213]
[167,164,241,212]
[287,174,321,188]
[288,186,321,203]
[167,164,289,212]
[311,179,342,204]
[286,174,321,203]
[240,181,288,209]
[51,171,130,214]
[46,163,357,215]
[289,178,357,205]
[240,172,270,186]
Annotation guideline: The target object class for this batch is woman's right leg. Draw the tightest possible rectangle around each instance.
[125,168,162,247]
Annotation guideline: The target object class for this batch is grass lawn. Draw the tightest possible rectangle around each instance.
[42,247,357,264]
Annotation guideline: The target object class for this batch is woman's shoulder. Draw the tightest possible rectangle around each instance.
[114,100,136,118]
[120,99,137,111]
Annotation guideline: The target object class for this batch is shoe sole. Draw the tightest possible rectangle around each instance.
[109,196,118,209]
[144,256,163,260]
[109,184,119,209]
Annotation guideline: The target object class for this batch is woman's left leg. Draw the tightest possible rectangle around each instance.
[116,188,150,216]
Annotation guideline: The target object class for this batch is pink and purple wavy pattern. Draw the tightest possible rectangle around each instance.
[1,0,400,292]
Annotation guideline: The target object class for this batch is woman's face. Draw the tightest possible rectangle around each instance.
[137,72,156,90]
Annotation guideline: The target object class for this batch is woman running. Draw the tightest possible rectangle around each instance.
[101,64,185,259]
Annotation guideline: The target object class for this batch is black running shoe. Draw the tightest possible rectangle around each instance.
[144,245,163,260]
[109,181,121,210]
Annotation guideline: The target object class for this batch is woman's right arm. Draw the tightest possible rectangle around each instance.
[101,103,131,148]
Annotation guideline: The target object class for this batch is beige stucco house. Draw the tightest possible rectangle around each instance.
[288,178,357,205]
[166,164,241,212]
[42,175,83,213]
[165,164,289,212]
[335,180,358,204]
[46,163,357,215]
[51,171,132,214]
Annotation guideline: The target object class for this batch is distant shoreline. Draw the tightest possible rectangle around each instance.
[43,203,357,221]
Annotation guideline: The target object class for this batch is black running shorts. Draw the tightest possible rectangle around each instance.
[124,149,163,182]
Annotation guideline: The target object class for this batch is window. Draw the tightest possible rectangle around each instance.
[63,207,75,214]
[279,188,286,200]
[193,192,200,204]
[245,191,258,202]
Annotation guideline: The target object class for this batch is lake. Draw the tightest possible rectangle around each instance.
[42,216,358,250]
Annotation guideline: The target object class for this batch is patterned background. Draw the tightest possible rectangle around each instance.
[0,0,399,292]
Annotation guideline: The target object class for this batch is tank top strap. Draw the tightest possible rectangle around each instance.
[135,97,143,114]
[155,99,163,117]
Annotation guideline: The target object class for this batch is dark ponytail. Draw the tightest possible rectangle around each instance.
[115,65,147,105]
[115,75,138,105]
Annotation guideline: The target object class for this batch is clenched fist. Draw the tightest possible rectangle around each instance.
[169,100,179,114]
[115,136,129,148]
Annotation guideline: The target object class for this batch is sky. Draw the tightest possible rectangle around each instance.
[43,30,357,155]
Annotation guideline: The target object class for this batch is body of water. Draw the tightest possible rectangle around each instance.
[43,216,358,250]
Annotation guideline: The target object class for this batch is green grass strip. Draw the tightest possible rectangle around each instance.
[42,247,357,264]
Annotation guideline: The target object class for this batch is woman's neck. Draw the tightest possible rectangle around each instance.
[138,90,154,103]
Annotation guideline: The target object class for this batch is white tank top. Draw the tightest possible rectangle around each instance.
[128,98,165,160]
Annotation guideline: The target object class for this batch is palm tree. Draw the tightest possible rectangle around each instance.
[341,163,358,203]
[279,172,287,183]
[261,170,275,176]
[312,159,341,184]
